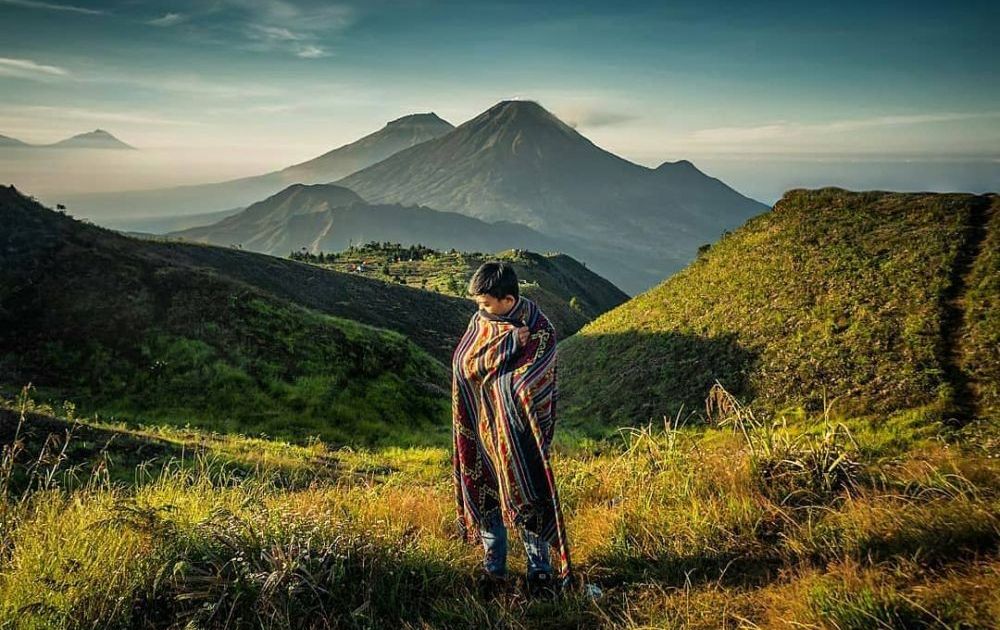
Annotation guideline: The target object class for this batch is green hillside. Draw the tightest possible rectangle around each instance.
[0,185,468,447]
[560,188,999,427]
[963,202,1000,419]
[291,242,629,336]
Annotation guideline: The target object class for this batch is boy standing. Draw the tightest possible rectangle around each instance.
[451,261,572,598]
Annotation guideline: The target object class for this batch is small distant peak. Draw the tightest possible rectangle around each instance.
[53,128,135,149]
[657,159,695,169]
[494,99,544,110]
[386,112,451,127]
[655,159,703,174]
[476,99,571,130]
[271,182,365,203]
[488,99,548,117]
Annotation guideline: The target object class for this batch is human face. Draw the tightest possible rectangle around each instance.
[473,293,516,316]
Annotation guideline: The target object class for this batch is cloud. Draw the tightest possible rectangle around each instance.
[0,104,204,127]
[560,108,638,129]
[228,1,353,58]
[0,0,103,14]
[226,0,354,32]
[295,44,330,58]
[246,23,304,42]
[690,112,1000,143]
[0,57,69,80]
[147,12,185,27]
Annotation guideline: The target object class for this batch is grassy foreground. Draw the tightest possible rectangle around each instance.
[1,387,998,629]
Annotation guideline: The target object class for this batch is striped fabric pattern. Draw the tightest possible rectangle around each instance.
[451,295,572,586]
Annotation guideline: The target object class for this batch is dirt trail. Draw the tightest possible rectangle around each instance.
[939,195,993,424]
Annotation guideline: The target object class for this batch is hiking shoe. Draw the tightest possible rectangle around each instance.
[525,570,559,599]
[476,570,510,598]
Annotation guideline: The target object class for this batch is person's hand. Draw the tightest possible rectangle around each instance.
[516,326,530,347]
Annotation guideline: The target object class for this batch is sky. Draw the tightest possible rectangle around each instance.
[0,0,997,199]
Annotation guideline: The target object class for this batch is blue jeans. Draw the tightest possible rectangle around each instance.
[480,509,553,577]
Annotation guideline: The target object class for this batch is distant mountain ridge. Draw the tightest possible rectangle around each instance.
[0,134,30,147]
[0,129,134,150]
[168,183,572,259]
[55,113,455,222]
[46,99,767,292]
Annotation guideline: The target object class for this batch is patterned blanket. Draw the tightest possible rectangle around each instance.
[451,295,572,586]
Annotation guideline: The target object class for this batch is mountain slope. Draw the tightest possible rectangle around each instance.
[559,188,999,426]
[47,129,135,150]
[336,100,769,293]
[56,113,454,224]
[0,185,476,444]
[168,182,570,258]
[0,134,29,147]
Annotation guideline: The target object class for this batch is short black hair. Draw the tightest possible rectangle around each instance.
[468,261,519,301]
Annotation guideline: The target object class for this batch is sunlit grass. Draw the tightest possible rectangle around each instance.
[1,385,998,628]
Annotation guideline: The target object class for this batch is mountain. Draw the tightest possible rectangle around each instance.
[47,129,135,150]
[281,113,453,183]
[55,113,455,224]
[558,188,999,427]
[0,129,133,149]
[291,243,629,336]
[336,100,770,293]
[0,134,29,147]
[168,182,571,259]
[0,185,478,445]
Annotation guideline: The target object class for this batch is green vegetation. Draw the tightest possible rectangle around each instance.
[1,384,998,628]
[0,186,453,447]
[961,197,1000,419]
[8,279,449,447]
[290,241,629,337]
[3,185,999,627]
[560,189,999,428]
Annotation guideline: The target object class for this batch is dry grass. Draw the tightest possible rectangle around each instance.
[1,384,998,628]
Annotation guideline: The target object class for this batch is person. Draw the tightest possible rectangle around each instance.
[451,261,572,599]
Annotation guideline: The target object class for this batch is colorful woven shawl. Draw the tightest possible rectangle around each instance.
[451,295,572,586]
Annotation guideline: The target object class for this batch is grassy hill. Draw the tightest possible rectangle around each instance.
[0,185,476,446]
[291,242,629,336]
[559,188,999,427]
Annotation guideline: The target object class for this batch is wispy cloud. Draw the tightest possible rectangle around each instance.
[0,57,69,80]
[295,44,330,58]
[0,104,204,127]
[246,23,304,42]
[560,107,638,129]
[71,71,283,99]
[690,112,1000,143]
[228,1,353,58]
[147,12,185,27]
[0,0,103,14]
